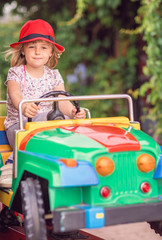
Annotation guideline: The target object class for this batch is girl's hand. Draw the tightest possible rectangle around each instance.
[72,107,86,119]
[22,103,40,118]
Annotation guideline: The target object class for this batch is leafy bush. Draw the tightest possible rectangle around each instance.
[136,0,162,143]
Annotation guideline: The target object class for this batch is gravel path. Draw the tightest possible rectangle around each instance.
[83,222,162,240]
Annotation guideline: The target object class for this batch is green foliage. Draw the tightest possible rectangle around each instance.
[0,0,139,119]
[137,0,162,142]
[0,21,21,100]
[0,0,161,142]
[55,0,139,118]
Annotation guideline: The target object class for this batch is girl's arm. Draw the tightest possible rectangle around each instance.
[54,83,85,119]
[7,80,40,118]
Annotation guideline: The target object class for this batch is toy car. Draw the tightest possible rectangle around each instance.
[0,92,162,240]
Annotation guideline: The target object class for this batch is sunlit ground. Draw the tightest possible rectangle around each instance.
[0,104,6,116]
[0,85,7,116]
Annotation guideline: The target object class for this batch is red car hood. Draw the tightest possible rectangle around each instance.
[61,125,141,153]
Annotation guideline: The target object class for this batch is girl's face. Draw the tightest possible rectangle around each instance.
[23,41,53,69]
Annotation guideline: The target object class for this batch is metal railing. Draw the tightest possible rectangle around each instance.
[18,94,134,130]
[0,100,7,104]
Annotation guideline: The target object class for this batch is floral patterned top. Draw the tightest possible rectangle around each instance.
[4,65,64,129]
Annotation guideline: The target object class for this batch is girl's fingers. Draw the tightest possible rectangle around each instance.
[74,108,86,119]
[23,103,40,117]
[72,108,77,117]
[31,103,40,110]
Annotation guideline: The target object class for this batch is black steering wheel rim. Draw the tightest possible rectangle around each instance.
[28,90,80,122]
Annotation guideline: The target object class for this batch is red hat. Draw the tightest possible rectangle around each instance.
[10,19,65,52]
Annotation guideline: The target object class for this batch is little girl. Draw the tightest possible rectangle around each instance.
[0,19,85,188]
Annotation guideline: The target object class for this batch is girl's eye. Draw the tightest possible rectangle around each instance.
[29,46,34,48]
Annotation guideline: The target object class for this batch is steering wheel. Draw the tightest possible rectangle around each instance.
[28,91,80,122]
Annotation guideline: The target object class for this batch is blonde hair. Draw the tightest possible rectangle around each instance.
[5,40,62,69]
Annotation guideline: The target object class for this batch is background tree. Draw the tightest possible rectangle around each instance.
[0,0,161,143]
[135,0,162,143]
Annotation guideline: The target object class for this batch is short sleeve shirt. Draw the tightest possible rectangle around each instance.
[4,65,64,129]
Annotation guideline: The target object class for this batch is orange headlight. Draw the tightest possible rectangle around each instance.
[96,157,115,176]
[137,154,156,173]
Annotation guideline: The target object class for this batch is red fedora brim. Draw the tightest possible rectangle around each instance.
[10,37,65,52]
